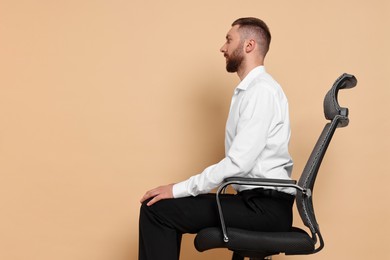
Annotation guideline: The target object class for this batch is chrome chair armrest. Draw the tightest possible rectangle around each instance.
[216,177,306,243]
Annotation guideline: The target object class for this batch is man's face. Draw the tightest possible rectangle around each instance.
[220,25,244,73]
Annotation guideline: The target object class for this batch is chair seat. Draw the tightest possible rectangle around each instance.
[194,227,315,257]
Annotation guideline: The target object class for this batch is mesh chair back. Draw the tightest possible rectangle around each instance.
[296,74,357,250]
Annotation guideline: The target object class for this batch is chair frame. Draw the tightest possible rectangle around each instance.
[194,73,357,260]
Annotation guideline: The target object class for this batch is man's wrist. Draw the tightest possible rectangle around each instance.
[172,181,189,198]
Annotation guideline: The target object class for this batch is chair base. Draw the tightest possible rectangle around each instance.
[232,252,272,260]
[232,251,272,260]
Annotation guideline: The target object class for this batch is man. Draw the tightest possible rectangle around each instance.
[139,17,295,260]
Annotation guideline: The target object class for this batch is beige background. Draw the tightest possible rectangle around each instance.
[1,0,389,259]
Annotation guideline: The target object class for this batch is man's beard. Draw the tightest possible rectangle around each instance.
[226,44,244,73]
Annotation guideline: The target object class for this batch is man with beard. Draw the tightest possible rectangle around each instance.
[139,17,295,260]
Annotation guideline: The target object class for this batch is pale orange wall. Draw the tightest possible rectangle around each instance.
[0,1,389,260]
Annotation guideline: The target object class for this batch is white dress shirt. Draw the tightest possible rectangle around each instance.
[173,66,294,198]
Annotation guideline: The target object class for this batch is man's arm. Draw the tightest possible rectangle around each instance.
[141,82,281,204]
[173,83,278,198]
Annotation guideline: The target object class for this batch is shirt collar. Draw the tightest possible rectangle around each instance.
[236,66,265,91]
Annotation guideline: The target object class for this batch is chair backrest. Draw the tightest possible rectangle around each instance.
[296,73,357,252]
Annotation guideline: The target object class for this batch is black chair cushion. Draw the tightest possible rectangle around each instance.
[194,227,315,256]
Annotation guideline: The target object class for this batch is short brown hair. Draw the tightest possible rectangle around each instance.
[232,17,271,56]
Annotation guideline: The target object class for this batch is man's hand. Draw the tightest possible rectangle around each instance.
[140,183,174,206]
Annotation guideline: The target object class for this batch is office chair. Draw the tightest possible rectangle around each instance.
[194,73,357,260]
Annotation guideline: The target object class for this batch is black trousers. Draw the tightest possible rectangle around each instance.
[138,189,294,260]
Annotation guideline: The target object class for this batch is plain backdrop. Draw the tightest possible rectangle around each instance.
[0,0,389,259]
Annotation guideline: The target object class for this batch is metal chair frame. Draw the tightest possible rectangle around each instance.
[194,73,357,260]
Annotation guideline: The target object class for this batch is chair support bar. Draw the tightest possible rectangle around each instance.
[216,179,309,242]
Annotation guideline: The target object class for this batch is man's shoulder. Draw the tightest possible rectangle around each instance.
[244,73,288,105]
[248,73,281,94]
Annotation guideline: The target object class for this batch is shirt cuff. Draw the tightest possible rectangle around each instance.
[172,181,189,198]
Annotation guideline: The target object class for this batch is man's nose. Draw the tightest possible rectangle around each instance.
[220,44,226,53]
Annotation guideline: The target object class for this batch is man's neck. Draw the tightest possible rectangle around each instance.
[237,61,264,81]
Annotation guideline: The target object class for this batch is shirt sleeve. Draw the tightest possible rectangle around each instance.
[173,82,279,198]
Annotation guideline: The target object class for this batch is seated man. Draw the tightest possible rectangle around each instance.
[139,17,295,260]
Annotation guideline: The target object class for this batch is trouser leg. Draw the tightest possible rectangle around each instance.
[138,194,220,260]
[138,193,293,260]
[139,202,183,260]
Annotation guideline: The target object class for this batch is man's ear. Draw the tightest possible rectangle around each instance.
[245,39,256,53]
